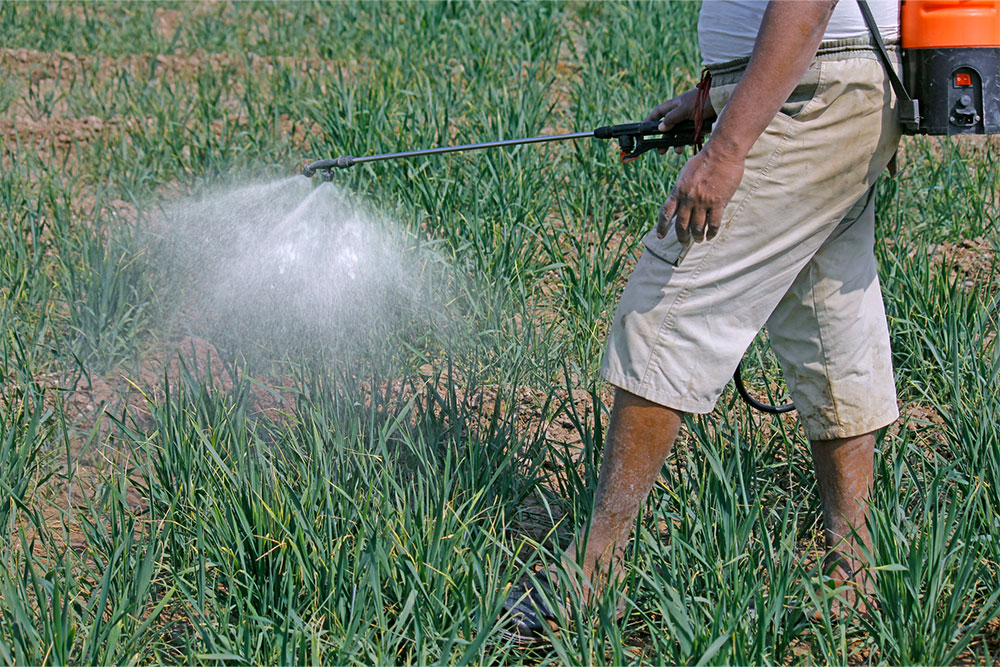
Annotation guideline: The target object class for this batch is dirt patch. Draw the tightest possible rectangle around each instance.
[0,47,89,81]
[62,335,295,437]
[1,113,111,147]
[3,107,320,171]
[0,47,359,88]
[1,46,333,175]
[901,401,946,429]
[930,236,997,291]
[154,8,183,41]
[23,334,297,556]
[897,132,1000,165]
[897,402,949,457]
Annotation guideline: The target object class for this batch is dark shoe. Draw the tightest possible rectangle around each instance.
[499,569,630,646]
[500,575,562,646]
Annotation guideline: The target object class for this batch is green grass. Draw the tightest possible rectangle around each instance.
[1,0,999,663]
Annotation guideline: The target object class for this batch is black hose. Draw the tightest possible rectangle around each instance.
[733,361,795,414]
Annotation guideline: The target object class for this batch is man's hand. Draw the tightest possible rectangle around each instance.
[645,89,717,155]
[646,89,734,243]
[654,0,838,247]
[657,144,744,244]
[648,89,736,244]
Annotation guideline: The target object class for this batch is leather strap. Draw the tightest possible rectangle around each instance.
[856,0,921,131]
[693,67,712,152]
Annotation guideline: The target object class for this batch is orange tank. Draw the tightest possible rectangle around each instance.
[902,0,1000,48]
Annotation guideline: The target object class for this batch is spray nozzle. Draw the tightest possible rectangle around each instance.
[303,156,356,180]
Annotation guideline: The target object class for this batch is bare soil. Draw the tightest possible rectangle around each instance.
[22,334,296,555]
[0,46,355,86]
[931,235,998,291]
[0,46,335,169]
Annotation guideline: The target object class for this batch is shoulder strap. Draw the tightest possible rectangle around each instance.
[856,0,921,131]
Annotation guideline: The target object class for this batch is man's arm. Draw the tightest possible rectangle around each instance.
[658,0,839,245]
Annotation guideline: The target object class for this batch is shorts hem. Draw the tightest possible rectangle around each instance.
[603,368,900,439]
[599,368,717,415]
[799,406,900,441]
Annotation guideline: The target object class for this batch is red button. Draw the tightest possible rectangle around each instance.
[955,72,972,86]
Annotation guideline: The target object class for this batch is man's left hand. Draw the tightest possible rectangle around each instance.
[657,144,745,245]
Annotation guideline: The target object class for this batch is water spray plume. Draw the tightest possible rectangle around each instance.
[155,176,456,365]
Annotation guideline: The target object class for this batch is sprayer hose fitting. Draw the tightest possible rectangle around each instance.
[303,156,356,178]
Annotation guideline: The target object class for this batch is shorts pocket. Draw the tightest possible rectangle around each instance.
[710,82,738,117]
[778,65,822,119]
[641,225,687,266]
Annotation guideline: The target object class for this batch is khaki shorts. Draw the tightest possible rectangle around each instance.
[600,45,901,440]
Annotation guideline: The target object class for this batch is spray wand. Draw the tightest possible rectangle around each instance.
[302,120,709,180]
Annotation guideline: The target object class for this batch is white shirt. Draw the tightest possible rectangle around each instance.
[698,0,899,66]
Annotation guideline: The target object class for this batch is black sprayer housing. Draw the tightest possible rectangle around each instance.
[904,46,1000,134]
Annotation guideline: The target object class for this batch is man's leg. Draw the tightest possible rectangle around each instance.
[501,388,681,642]
[763,185,894,612]
[810,431,876,607]
[563,387,682,596]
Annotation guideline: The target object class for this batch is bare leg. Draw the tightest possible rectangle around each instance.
[810,431,876,610]
[563,387,683,597]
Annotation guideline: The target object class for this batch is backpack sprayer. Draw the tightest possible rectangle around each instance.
[861,0,1000,136]
[302,0,1000,415]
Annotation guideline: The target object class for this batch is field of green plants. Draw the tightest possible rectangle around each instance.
[2,1,998,664]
